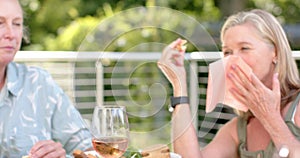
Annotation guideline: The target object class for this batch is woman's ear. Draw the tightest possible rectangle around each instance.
[271,46,277,65]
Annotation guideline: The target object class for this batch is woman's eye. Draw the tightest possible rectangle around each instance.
[241,47,250,50]
[13,23,22,26]
[223,51,232,56]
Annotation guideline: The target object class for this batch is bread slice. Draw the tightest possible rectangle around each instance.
[73,149,97,158]
[141,144,170,158]
[175,40,187,51]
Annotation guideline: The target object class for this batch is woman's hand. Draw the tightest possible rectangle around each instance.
[29,140,66,158]
[228,64,281,122]
[157,38,188,96]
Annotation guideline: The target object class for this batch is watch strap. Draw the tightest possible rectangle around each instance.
[170,96,189,109]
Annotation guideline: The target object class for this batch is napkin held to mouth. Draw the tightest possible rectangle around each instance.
[206,56,252,113]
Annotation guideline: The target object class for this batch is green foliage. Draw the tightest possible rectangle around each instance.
[21,0,300,51]
[21,0,222,51]
[122,146,142,158]
[44,16,99,51]
[256,0,300,23]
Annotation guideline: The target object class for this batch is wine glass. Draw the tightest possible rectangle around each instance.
[91,105,130,158]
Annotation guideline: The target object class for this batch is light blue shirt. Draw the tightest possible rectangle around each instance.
[0,62,92,157]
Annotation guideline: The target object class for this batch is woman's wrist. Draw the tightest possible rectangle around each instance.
[173,82,188,96]
[173,88,188,96]
[171,96,189,106]
[264,115,299,152]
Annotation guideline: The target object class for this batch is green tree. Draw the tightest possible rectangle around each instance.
[44,16,99,51]
[20,0,300,51]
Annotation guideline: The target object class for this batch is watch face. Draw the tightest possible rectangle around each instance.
[279,146,289,157]
[168,105,174,112]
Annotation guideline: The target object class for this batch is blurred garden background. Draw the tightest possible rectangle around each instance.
[21,0,300,51]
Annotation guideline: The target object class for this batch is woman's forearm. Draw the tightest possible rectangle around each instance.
[171,103,202,157]
[262,113,300,157]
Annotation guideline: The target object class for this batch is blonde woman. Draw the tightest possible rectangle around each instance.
[158,9,300,158]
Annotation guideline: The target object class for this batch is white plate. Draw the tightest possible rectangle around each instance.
[85,151,182,158]
[170,152,182,158]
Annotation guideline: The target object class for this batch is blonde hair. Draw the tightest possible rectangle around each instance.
[220,9,300,116]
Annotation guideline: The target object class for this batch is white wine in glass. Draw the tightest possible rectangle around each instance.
[91,105,129,158]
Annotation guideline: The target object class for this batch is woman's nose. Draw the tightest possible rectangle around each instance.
[231,50,243,56]
[3,24,15,39]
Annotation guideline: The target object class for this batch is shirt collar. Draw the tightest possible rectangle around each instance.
[6,62,23,96]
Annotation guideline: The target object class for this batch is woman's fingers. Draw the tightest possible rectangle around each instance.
[161,39,186,66]
[158,38,188,92]
[228,63,281,117]
[271,73,280,96]
[30,140,66,158]
[169,38,186,50]
[160,49,183,66]
[158,38,187,73]
[228,64,252,97]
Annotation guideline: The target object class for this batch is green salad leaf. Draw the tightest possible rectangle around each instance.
[121,147,142,158]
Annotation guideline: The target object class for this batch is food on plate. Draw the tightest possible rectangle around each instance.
[73,149,97,158]
[174,39,187,51]
[141,144,170,158]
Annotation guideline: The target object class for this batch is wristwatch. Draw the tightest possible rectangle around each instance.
[169,96,189,112]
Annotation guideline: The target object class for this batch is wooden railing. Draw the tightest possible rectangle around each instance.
[14,50,300,146]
